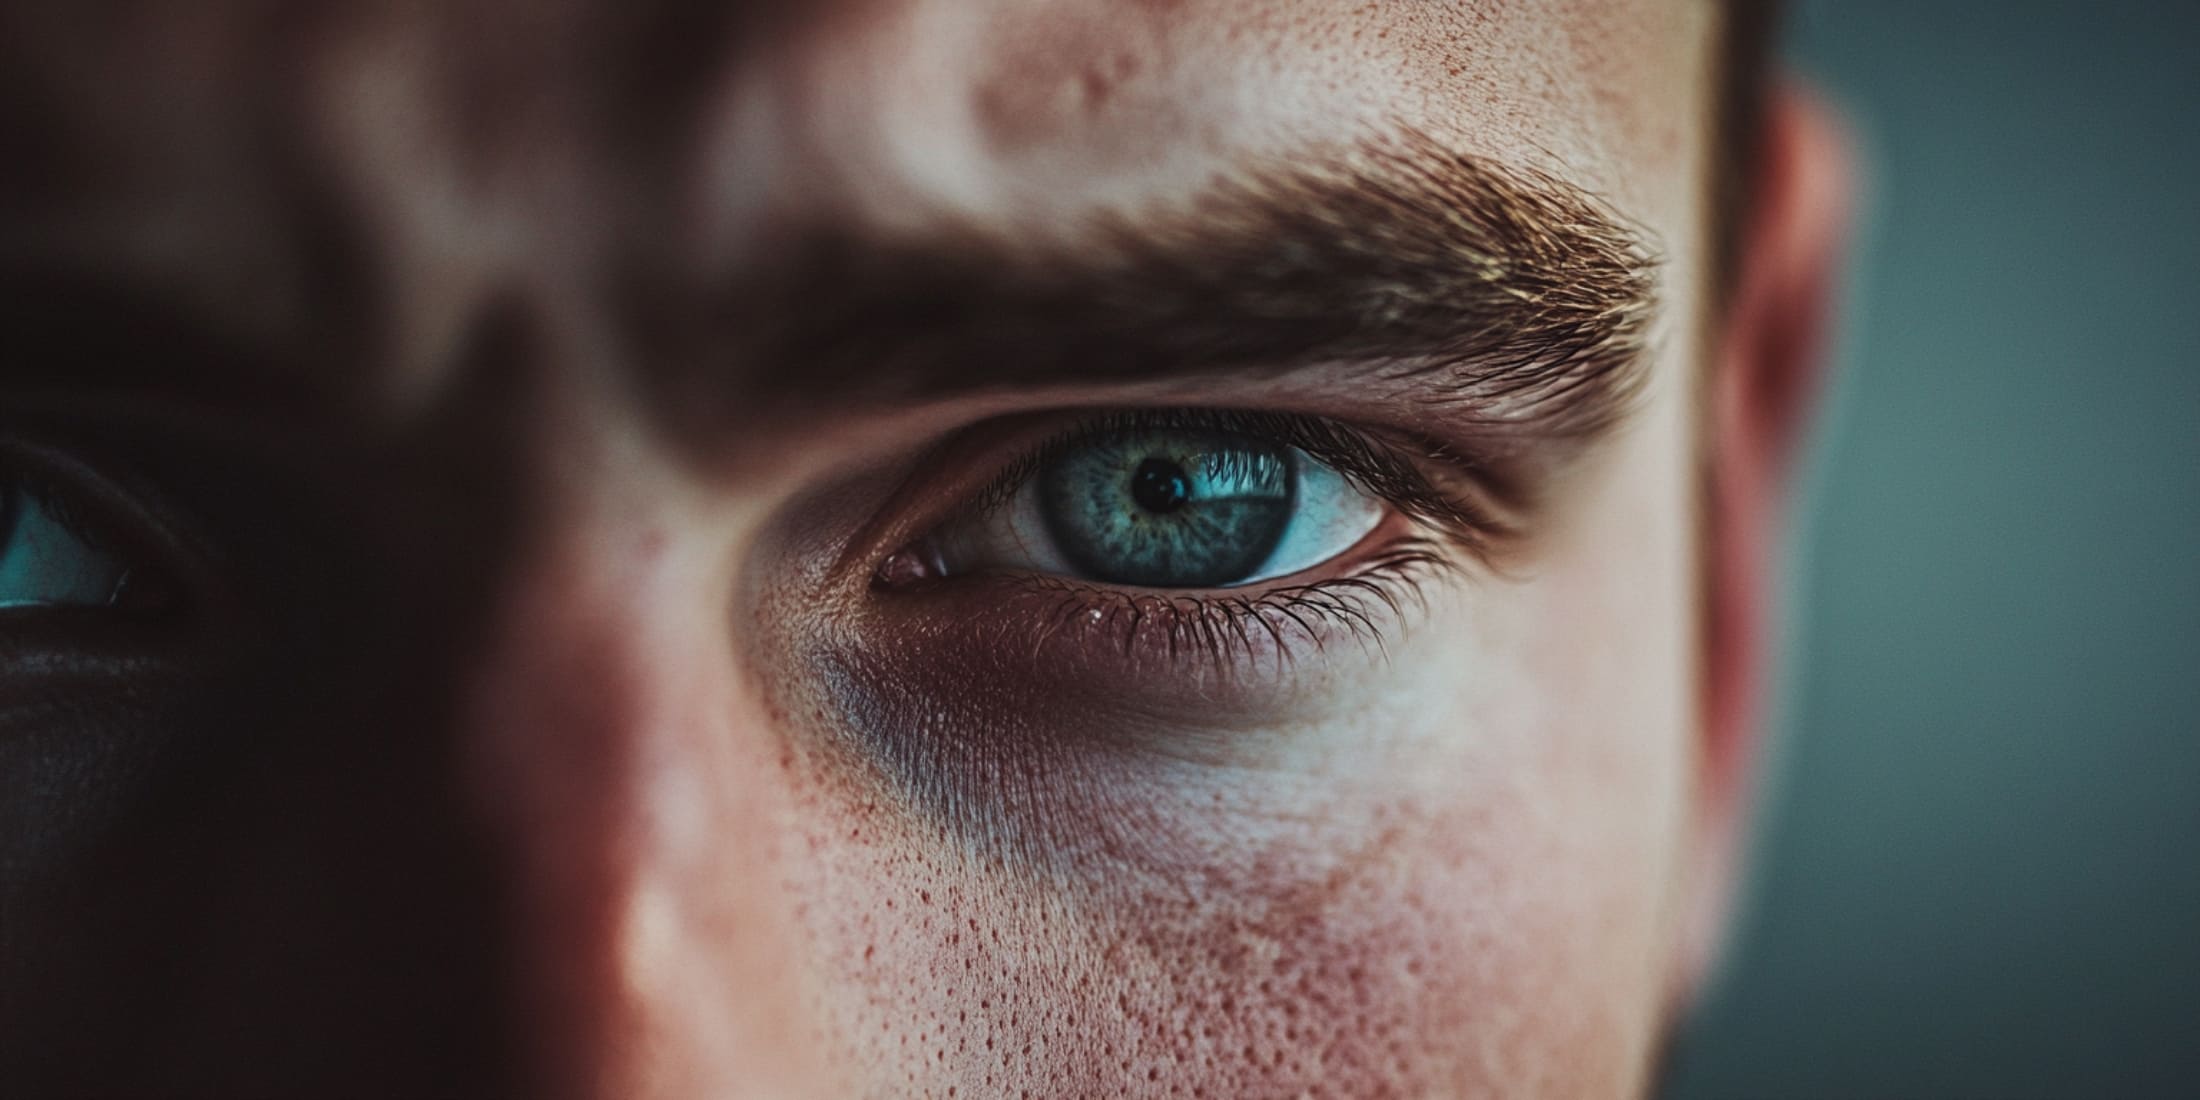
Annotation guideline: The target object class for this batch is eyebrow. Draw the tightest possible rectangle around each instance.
[655,128,1660,441]
[1,129,1660,451]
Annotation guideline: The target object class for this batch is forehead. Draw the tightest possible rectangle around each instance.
[723,0,1708,228]
[0,0,1712,400]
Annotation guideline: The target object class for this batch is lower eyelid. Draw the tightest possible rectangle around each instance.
[866,519,1449,698]
[815,525,1456,869]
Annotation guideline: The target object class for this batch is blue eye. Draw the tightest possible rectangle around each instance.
[0,479,137,609]
[928,425,1385,589]
[1039,431,1294,587]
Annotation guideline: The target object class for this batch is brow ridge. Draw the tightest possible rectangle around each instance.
[642,128,1660,438]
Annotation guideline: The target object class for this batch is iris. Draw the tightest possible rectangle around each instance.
[1037,430,1295,588]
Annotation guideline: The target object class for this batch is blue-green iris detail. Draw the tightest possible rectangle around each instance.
[0,480,132,609]
[1038,429,1296,587]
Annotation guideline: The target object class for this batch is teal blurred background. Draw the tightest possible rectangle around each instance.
[1665,3,2200,1098]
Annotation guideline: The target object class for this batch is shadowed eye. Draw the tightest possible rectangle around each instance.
[924,424,1384,589]
[0,475,148,610]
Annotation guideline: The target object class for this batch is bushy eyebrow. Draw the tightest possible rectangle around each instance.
[647,128,1660,441]
[0,125,1657,454]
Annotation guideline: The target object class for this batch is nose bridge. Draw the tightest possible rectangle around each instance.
[458,476,823,1099]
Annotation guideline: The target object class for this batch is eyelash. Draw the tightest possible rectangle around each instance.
[880,408,1499,668]
[1005,538,1452,669]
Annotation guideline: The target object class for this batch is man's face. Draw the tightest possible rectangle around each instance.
[0,0,1768,1096]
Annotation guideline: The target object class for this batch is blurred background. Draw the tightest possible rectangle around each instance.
[1666,3,2200,1097]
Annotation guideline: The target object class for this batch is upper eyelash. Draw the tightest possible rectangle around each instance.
[959,407,1507,554]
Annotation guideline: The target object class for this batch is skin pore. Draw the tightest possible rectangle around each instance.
[0,0,1846,1096]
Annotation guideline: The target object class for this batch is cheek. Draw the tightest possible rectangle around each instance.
[756,369,1703,1096]
[780,604,1688,1098]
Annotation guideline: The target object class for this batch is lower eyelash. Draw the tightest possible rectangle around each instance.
[1013,537,1453,672]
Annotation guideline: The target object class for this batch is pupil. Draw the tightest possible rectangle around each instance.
[1130,458,1192,515]
[1034,429,1295,589]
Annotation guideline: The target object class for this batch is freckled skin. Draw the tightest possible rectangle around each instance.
[0,0,1793,1097]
